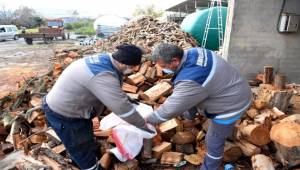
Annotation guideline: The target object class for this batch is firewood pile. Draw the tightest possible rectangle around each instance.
[96,16,198,56]
[0,47,299,170]
[0,17,299,169]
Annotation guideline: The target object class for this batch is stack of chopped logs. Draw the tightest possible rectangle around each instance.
[1,47,299,170]
[0,17,300,169]
[96,16,198,56]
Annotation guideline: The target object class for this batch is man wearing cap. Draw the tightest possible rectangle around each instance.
[145,43,252,170]
[42,44,148,170]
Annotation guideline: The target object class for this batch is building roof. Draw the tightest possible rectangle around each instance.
[165,0,227,13]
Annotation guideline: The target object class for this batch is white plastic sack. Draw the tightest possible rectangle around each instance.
[100,103,157,162]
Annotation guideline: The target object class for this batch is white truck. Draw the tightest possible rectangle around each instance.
[0,25,19,41]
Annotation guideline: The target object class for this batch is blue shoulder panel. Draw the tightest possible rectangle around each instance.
[173,48,213,85]
[84,54,116,76]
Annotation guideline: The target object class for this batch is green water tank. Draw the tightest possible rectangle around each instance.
[181,7,227,50]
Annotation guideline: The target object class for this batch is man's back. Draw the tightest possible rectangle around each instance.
[46,58,102,119]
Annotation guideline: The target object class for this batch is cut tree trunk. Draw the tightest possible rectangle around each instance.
[140,82,172,102]
[251,154,275,170]
[240,124,271,146]
[270,121,300,167]
[223,141,242,162]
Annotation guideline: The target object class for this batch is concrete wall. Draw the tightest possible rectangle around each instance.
[223,0,300,83]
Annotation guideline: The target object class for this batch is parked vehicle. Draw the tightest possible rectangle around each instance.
[79,36,100,46]
[19,19,67,45]
[0,25,19,41]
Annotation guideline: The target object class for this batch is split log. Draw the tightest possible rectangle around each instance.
[254,99,268,110]
[196,130,205,142]
[39,148,71,169]
[15,159,51,170]
[240,124,271,146]
[13,133,23,149]
[175,144,194,154]
[170,131,195,144]
[258,88,293,112]
[254,110,273,125]
[68,51,79,58]
[263,66,273,84]
[271,107,285,118]
[223,141,242,162]
[27,111,43,124]
[202,119,210,132]
[30,95,42,107]
[152,141,172,159]
[63,57,73,66]
[30,134,47,144]
[158,118,181,133]
[39,155,62,170]
[195,143,206,163]
[184,154,203,165]
[45,129,61,143]
[114,159,139,170]
[247,108,260,119]
[52,144,65,154]
[160,152,183,165]
[145,67,156,81]
[251,154,275,170]
[122,83,138,93]
[152,134,163,146]
[274,74,286,90]
[140,82,172,102]
[139,63,149,75]
[270,122,300,167]
[100,152,112,169]
[126,73,145,85]
[254,108,286,125]
[235,139,261,156]
[155,64,163,77]
[53,63,62,77]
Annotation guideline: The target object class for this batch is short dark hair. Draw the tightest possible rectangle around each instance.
[152,43,184,63]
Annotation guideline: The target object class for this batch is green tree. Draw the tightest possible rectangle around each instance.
[133,4,164,18]
[33,16,44,27]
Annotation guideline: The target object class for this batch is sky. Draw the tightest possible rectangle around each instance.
[0,0,184,18]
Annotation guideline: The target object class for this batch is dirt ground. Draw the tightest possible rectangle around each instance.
[0,39,77,98]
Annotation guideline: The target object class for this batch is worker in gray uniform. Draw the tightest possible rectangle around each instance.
[42,44,149,170]
[146,43,252,170]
